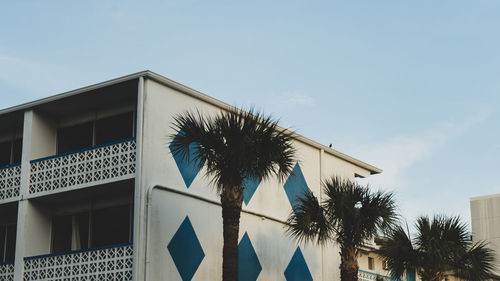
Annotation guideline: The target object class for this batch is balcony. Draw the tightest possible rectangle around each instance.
[0,261,14,281]
[0,163,21,202]
[23,243,133,281]
[29,138,136,196]
[358,269,397,281]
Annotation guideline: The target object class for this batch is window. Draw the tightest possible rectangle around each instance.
[0,224,16,263]
[57,112,134,154]
[51,204,132,253]
[383,260,389,270]
[95,112,134,145]
[57,122,93,154]
[0,139,22,167]
[368,257,375,270]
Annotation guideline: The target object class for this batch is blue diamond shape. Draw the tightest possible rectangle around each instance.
[242,176,261,205]
[169,131,205,188]
[284,247,313,281]
[283,163,311,211]
[238,232,262,281]
[167,216,205,281]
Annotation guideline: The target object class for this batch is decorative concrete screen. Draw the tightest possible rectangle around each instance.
[0,164,21,201]
[23,244,133,281]
[0,262,14,281]
[29,139,136,194]
[358,270,395,281]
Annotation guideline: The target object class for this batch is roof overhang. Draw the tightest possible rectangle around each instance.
[0,70,382,175]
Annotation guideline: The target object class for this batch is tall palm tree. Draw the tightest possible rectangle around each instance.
[377,215,498,281]
[169,108,296,281]
[286,176,398,281]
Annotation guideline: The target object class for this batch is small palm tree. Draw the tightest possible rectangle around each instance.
[377,215,498,281]
[169,108,296,281]
[286,176,398,281]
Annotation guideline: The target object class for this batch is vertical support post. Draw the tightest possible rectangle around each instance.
[132,76,145,281]
[13,110,33,281]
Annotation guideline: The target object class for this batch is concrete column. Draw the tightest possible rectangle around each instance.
[132,77,145,281]
[13,110,56,281]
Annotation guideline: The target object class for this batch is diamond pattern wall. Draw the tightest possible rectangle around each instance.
[238,232,262,281]
[242,176,261,205]
[283,163,311,211]
[169,132,204,188]
[284,247,313,281]
[167,216,205,281]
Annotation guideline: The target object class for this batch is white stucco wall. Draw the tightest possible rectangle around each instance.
[138,78,375,280]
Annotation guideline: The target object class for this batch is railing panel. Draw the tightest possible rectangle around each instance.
[0,164,21,201]
[24,244,133,281]
[0,262,14,281]
[29,139,136,194]
[359,269,396,281]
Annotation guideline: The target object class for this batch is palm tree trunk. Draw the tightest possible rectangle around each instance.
[221,185,244,281]
[340,247,359,281]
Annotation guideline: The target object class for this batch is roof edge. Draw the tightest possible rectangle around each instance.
[0,70,149,116]
[143,71,382,175]
[470,193,500,201]
[0,70,382,175]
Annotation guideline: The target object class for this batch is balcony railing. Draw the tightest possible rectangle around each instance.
[0,163,21,202]
[359,269,397,281]
[29,138,136,195]
[24,243,133,281]
[0,261,14,281]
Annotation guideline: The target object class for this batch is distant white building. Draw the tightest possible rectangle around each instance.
[470,193,500,275]
[0,71,383,281]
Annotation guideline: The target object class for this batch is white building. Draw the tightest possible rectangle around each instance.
[470,193,500,275]
[0,71,383,281]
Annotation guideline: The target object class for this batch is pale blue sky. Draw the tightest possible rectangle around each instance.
[1,1,499,228]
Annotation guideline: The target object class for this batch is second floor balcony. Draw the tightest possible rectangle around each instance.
[29,138,136,196]
[0,261,14,281]
[24,243,133,281]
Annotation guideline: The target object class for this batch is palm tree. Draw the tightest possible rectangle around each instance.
[169,108,296,281]
[377,215,498,281]
[286,176,398,281]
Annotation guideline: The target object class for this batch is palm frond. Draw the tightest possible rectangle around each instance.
[322,176,398,248]
[285,191,331,245]
[169,107,297,193]
[377,225,418,279]
[452,241,499,281]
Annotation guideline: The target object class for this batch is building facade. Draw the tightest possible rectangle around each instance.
[0,71,383,281]
[470,193,500,276]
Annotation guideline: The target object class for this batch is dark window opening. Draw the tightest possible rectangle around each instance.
[57,112,135,154]
[12,139,22,164]
[368,256,374,270]
[51,216,72,253]
[95,112,134,145]
[57,122,93,154]
[0,224,17,263]
[0,138,23,167]
[51,204,132,254]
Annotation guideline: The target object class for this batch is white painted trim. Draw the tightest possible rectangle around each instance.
[133,77,145,281]
[470,193,500,201]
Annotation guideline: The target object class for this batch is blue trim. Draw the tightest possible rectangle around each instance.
[30,137,136,163]
[0,162,21,170]
[358,269,399,281]
[23,242,133,261]
[0,260,14,266]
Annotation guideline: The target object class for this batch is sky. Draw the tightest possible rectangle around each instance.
[1,1,499,231]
